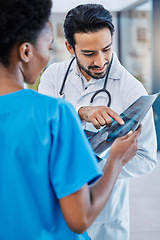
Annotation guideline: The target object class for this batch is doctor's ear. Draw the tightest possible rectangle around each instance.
[65,41,75,55]
[19,42,33,63]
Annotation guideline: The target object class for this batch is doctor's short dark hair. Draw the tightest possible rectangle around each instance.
[0,0,52,67]
[63,4,115,48]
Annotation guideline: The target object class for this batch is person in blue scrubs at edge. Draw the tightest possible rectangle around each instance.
[0,0,142,239]
[39,4,157,240]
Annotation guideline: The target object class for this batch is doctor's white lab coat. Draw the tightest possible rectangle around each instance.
[39,53,157,240]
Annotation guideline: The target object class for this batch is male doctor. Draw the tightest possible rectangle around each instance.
[39,4,157,240]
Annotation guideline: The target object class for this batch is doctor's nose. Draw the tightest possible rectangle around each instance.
[94,52,106,67]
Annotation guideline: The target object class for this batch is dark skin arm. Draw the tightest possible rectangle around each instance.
[78,106,124,129]
[59,126,141,234]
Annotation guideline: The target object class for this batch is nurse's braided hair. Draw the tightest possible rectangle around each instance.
[64,4,115,49]
[0,0,52,67]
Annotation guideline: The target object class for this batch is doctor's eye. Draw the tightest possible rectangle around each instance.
[84,53,95,57]
[103,48,111,52]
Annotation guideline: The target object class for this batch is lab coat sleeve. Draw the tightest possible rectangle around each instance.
[38,65,58,98]
[119,108,157,178]
[117,70,158,179]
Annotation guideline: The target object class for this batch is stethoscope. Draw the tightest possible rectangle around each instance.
[59,55,113,107]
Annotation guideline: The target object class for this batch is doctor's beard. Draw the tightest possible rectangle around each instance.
[75,54,109,80]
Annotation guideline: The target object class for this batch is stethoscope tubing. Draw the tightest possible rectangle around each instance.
[59,56,76,97]
[90,57,113,105]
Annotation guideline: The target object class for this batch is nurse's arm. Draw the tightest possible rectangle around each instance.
[59,127,141,234]
[78,105,124,129]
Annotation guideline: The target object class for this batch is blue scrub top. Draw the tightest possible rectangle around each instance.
[0,89,102,240]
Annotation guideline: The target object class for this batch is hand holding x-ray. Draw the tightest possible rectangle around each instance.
[85,92,160,162]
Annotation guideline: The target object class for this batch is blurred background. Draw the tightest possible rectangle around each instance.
[29,1,160,239]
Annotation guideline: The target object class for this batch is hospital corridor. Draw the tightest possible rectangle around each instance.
[130,151,160,240]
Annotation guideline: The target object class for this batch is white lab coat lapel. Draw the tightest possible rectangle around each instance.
[63,60,83,101]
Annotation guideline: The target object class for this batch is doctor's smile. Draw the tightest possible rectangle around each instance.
[88,62,109,75]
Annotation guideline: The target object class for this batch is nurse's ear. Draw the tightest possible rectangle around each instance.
[65,41,75,56]
[18,42,33,63]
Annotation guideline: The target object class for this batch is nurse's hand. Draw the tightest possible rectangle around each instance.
[78,106,124,129]
[109,125,142,167]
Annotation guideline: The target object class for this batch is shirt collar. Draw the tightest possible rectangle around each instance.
[108,52,123,80]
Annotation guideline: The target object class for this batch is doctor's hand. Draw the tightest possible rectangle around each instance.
[78,106,124,129]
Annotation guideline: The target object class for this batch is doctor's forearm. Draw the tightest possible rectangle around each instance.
[119,150,157,179]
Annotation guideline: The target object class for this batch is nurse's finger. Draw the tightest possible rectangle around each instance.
[128,124,142,140]
[120,124,142,141]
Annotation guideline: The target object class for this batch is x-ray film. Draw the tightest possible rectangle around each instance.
[85,92,160,162]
